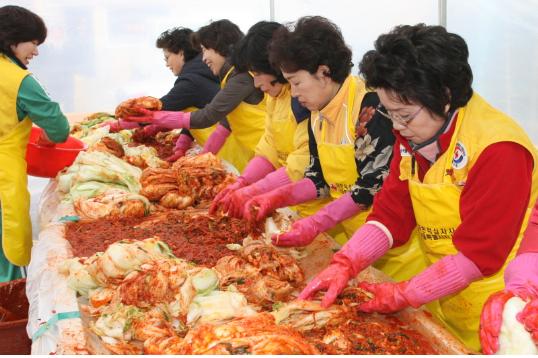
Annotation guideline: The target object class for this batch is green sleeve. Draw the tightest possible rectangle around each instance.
[16,75,70,142]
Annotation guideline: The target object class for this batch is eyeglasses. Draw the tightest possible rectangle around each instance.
[376,104,423,126]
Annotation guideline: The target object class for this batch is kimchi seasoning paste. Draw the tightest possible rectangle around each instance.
[65,211,262,266]
[303,311,438,355]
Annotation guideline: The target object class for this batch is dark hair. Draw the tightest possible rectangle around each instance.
[268,16,352,84]
[0,5,47,64]
[232,21,285,83]
[156,27,199,61]
[359,24,473,118]
[191,19,243,58]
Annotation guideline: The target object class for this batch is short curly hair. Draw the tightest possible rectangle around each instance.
[232,21,286,83]
[359,24,473,118]
[268,16,352,84]
[191,19,243,58]
[156,27,199,62]
[0,5,47,59]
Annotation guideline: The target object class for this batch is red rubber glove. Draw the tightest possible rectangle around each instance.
[272,193,361,247]
[124,108,190,129]
[356,281,412,313]
[298,256,355,308]
[165,133,193,162]
[221,181,260,218]
[209,178,248,215]
[479,253,538,354]
[210,157,275,215]
[36,131,55,147]
[298,223,391,308]
[272,218,319,247]
[201,123,230,154]
[243,179,317,222]
[358,252,482,314]
[103,119,141,133]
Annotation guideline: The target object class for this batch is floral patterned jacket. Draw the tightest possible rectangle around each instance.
[304,92,395,208]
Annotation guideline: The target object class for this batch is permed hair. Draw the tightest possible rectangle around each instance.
[359,24,473,117]
[0,5,47,65]
[191,19,243,58]
[268,16,352,84]
[232,21,285,83]
[156,27,199,62]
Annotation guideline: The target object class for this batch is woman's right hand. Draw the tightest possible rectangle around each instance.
[209,178,247,214]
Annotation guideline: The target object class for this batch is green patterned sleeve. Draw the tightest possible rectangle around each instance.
[16,75,70,142]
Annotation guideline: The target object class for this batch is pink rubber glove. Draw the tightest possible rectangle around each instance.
[165,133,193,162]
[243,178,317,222]
[210,157,276,214]
[480,252,538,354]
[299,223,391,308]
[201,124,231,154]
[358,252,482,314]
[124,108,191,129]
[272,192,361,247]
[104,119,141,133]
[223,167,292,218]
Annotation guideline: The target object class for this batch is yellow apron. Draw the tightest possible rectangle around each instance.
[219,67,266,172]
[0,55,33,268]
[401,93,538,350]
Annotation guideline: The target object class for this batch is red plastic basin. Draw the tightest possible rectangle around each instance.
[25,127,87,178]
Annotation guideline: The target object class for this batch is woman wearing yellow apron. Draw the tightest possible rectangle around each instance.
[210,22,316,218]
[238,17,425,280]
[301,24,538,352]
[0,6,70,282]
[122,20,266,172]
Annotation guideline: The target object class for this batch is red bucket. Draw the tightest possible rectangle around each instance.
[26,127,86,178]
[0,278,31,355]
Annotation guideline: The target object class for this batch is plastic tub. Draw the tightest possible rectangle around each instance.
[0,278,31,355]
[26,127,86,178]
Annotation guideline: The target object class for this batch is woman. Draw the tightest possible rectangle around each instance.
[236,16,424,282]
[480,199,538,354]
[300,24,538,351]
[110,27,221,161]
[0,5,70,282]
[210,21,313,218]
[123,19,266,172]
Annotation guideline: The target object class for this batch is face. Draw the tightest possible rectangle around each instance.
[163,49,185,76]
[252,72,283,97]
[376,88,447,145]
[10,40,39,66]
[201,46,226,76]
[282,66,338,111]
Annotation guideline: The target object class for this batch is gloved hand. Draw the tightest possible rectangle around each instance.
[480,252,538,354]
[201,123,230,154]
[210,178,248,214]
[358,252,482,314]
[243,178,317,222]
[299,256,355,308]
[165,133,193,162]
[298,223,391,307]
[36,131,55,147]
[124,108,191,129]
[272,192,361,247]
[223,167,292,218]
[103,119,141,133]
[273,218,319,247]
[210,156,276,215]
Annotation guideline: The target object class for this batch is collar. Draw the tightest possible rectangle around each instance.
[318,75,351,123]
[398,110,459,161]
[1,53,26,69]
[219,60,233,81]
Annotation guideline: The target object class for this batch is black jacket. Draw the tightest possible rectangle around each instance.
[160,53,220,111]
